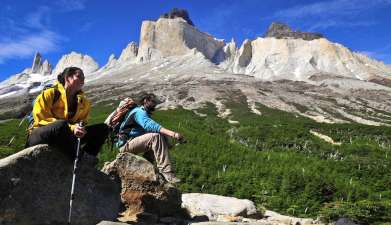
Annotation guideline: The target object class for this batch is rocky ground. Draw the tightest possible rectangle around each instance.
[0,144,328,225]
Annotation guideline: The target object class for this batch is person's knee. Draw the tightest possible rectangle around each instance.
[150,133,168,145]
[53,119,69,129]
[150,133,163,140]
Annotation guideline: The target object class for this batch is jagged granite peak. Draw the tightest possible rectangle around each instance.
[101,54,117,70]
[160,8,194,26]
[30,52,52,75]
[40,59,52,75]
[264,22,323,41]
[31,52,42,73]
[118,42,138,63]
[223,38,237,59]
[53,51,99,75]
[138,17,225,62]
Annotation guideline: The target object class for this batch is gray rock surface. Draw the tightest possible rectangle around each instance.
[53,51,99,75]
[160,8,194,26]
[0,144,121,225]
[31,52,52,75]
[335,217,359,225]
[102,152,182,221]
[40,59,52,75]
[138,17,224,62]
[264,22,323,40]
[118,42,138,63]
[182,193,260,220]
[31,52,42,73]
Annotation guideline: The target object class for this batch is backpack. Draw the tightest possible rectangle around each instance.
[26,84,61,130]
[105,98,138,149]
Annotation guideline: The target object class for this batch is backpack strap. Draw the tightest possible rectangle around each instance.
[40,84,61,107]
[116,109,140,148]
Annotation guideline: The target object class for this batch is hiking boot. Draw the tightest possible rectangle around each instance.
[161,172,181,184]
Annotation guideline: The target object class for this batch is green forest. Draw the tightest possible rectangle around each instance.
[1,97,390,224]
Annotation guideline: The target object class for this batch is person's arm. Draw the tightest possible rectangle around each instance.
[134,109,162,132]
[70,95,90,138]
[134,109,184,141]
[32,89,59,127]
[159,127,183,140]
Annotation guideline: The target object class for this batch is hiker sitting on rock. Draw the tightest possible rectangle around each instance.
[26,67,108,162]
[115,93,184,183]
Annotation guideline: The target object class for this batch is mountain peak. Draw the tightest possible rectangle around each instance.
[53,52,99,75]
[160,8,194,26]
[264,22,323,41]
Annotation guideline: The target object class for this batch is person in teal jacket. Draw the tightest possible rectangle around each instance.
[117,93,184,183]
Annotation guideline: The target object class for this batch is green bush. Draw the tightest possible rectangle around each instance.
[1,99,390,223]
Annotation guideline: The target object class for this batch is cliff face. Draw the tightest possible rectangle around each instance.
[52,51,99,75]
[264,22,323,41]
[225,37,391,81]
[137,18,225,62]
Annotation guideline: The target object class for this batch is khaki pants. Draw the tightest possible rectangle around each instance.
[119,133,173,173]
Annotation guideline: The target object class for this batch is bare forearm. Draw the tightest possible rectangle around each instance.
[159,127,177,138]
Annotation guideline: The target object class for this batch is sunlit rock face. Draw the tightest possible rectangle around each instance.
[52,51,99,75]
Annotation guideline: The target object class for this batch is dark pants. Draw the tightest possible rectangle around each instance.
[27,120,109,159]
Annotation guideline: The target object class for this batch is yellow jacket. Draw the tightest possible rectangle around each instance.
[31,81,91,132]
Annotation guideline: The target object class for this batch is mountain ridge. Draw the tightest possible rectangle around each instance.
[1,9,391,127]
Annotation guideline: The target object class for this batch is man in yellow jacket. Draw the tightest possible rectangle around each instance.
[26,67,108,160]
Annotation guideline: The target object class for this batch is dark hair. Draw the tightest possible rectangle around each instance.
[57,67,84,85]
[138,92,162,105]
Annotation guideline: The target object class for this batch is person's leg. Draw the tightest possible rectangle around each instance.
[81,123,109,156]
[148,133,173,174]
[27,120,77,158]
[121,133,179,183]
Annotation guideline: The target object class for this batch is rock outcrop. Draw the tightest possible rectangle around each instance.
[0,144,121,225]
[229,36,391,81]
[160,8,194,26]
[102,54,118,70]
[102,152,182,221]
[264,22,323,41]
[137,17,225,62]
[182,193,260,220]
[53,51,99,75]
[118,42,138,63]
[30,52,52,75]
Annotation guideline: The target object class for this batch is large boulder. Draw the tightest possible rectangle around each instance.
[102,152,182,221]
[181,193,261,221]
[0,144,121,225]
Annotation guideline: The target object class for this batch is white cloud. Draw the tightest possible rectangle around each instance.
[275,0,391,19]
[272,0,391,30]
[25,6,51,29]
[0,31,62,63]
[56,0,86,12]
[307,20,376,31]
[0,5,64,64]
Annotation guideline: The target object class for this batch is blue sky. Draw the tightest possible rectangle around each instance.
[1,0,391,81]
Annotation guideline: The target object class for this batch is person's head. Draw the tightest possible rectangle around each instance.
[139,93,162,113]
[57,67,85,93]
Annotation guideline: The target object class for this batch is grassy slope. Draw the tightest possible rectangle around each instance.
[1,101,390,224]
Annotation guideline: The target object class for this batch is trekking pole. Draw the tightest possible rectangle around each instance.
[68,121,83,225]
